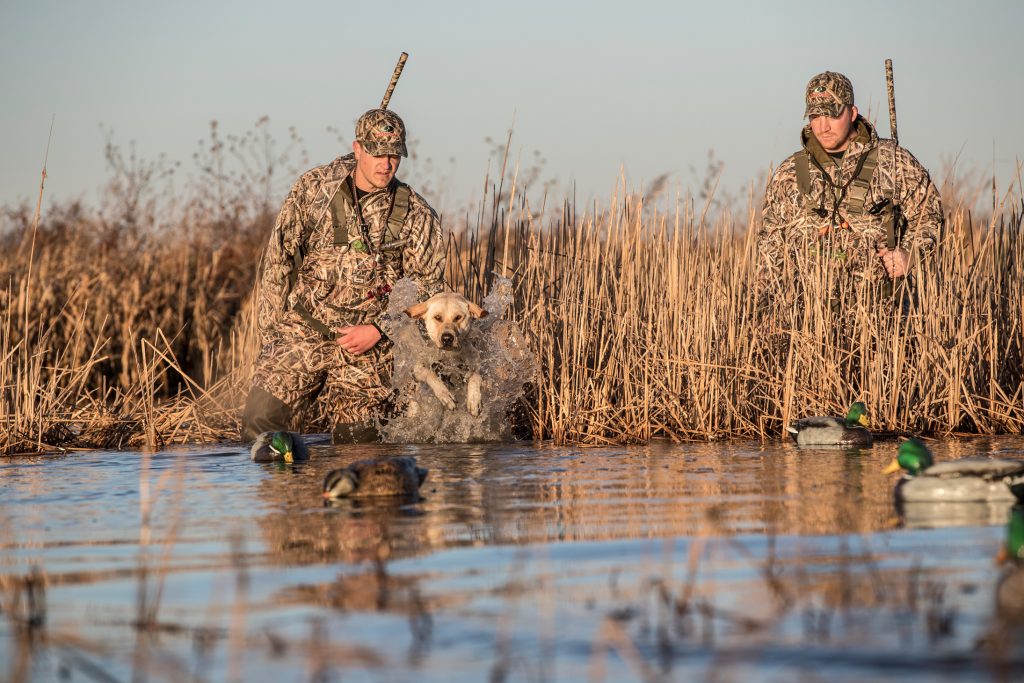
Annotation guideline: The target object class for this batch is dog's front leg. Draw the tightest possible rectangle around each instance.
[466,372,482,417]
[413,363,456,410]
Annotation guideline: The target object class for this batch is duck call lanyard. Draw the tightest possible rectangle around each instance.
[348,176,398,262]
[808,151,871,238]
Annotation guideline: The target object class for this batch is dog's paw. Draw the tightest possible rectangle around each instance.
[436,387,457,411]
[405,400,421,418]
[467,388,482,416]
[467,374,482,417]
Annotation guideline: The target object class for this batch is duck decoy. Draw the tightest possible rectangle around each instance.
[323,456,428,499]
[883,438,1024,503]
[996,506,1024,624]
[250,431,309,463]
[786,401,872,446]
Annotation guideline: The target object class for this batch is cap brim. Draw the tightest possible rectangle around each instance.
[805,102,845,119]
[359,140,408,158]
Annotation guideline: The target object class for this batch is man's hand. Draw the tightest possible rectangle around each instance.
[875,246,910,279]
[337,325,381,355]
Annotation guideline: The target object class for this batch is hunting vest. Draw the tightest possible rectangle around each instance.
[286,180,412,339]
[793,146,901,248]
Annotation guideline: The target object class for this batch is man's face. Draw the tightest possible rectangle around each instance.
[352,142,401,191]
[809,105,859,153]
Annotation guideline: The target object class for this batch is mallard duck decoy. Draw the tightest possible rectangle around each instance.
[996,506,1024,623]
[786,401,872,446]
[250,431,309,463]
[323,456,428,499]
[883,438,1024,503]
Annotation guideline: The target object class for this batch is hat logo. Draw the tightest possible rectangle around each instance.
[372,125,400,141]
[808,86,843,105]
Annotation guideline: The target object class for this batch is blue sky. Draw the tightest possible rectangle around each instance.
[2,0,1021,215]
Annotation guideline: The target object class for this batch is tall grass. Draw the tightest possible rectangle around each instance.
[473,173,1024,443]
[1,138,1022,453]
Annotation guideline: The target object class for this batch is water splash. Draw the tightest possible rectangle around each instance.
[378,277,537,443]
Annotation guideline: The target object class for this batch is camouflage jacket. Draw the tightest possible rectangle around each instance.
[759,118,942,286]
[256,153,445,345]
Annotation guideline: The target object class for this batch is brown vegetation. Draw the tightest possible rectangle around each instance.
[1,133,1022,454]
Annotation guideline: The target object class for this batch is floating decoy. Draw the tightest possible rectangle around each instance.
[883,438,1024,503]
[250,431,309,463]
[996,506,1024,623]
[786,401,872,446]
[323,456,428,499]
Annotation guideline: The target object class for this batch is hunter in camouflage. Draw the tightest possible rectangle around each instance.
[242,108,445,443]
[759,71,943,296]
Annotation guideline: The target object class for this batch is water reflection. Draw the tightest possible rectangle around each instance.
[900,500,1016,529]
[1,436,1024,681]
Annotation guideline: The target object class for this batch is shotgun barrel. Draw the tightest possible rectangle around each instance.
[885,59,898,145]
[884,59,899,249]
[380,52,409,110]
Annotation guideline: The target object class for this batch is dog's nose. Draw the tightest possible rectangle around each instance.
[440,332,455,348]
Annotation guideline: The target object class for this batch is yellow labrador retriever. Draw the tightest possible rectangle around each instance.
[404,292,488,416]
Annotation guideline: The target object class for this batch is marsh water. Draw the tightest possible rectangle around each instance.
[3,436,1024,682]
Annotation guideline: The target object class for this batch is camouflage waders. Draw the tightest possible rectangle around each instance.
[243,313,394,442]
[243,121,445,443]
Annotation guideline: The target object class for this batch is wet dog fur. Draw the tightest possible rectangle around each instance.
[404,292,488,416]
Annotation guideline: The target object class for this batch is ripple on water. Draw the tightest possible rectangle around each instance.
[2,436,1024,681]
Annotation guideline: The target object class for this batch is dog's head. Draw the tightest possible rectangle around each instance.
[404,292,487,350]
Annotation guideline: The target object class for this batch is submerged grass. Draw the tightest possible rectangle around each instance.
[1,138,1022,452]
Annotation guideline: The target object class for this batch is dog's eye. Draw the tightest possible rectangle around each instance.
[433,314,443,322]
[454,314,463,322]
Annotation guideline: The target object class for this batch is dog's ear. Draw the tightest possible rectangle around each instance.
[405,301,430,319]
[468,302,488,319]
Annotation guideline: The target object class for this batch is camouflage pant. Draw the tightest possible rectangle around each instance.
[251,311,393,428]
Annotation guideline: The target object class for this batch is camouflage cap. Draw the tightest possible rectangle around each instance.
[355,109,408,157]
[804,71,854,119]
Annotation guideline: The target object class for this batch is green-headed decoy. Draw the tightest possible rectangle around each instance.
[883,438,1024,503]
[996,505,1024,623]
[786,401,873,446]
[250,431,309,463]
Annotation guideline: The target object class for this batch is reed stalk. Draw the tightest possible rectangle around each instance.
[1,155,1021,452]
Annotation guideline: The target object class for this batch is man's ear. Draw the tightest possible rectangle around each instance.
[352,140,362,159]
[405,301,429,319]
[848,105,859,122]
[468,302,488,319]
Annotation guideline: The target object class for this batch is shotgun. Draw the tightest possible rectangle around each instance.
[380,52,409,110]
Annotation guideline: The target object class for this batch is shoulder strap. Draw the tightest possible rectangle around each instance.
[288,181,410,295]
[386,183,411,245]
[288,184,351,300]
[330,182,355,245]
[793,150,821,216]
[329,181,409,250]
[290,303,337,340]
[794,151,811,198]
[844,146,880,216]
[287,221,319,296]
